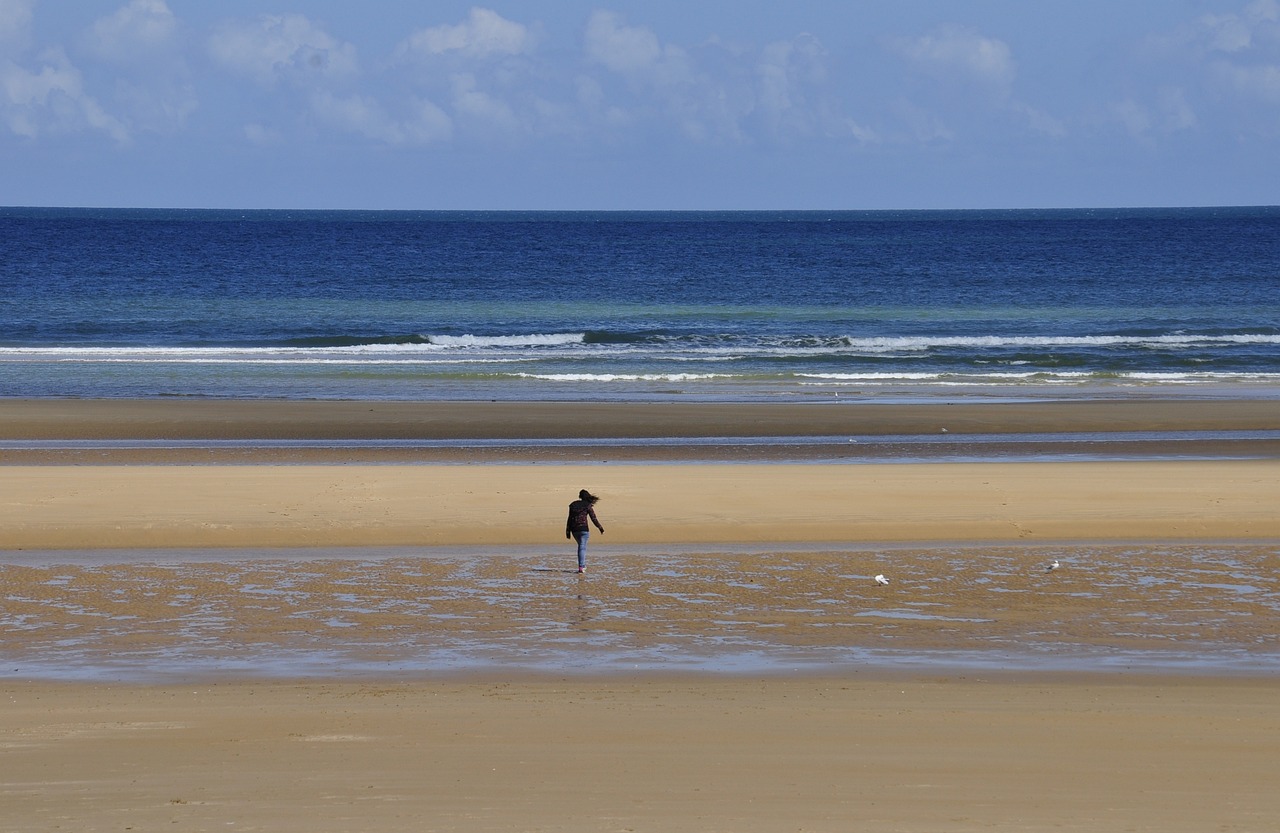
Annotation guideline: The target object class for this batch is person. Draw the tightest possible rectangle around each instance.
[565,489,604,574]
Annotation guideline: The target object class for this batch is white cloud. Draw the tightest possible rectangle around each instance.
[450,72,520,132]
[390,9,548,144]
[892,98,954,143]
[582,10,701,95]
[83,0,195,134]
[583,11,733,141]
[583,11,742,142]
[310,90,400,142]
[1252,0,1280,23]
[1,46,129,141]
[1198,0,1279,53]
[575,73,630,127]
[581,12,875,148]
[1146,0,1278,57]
[1201,14,1254,53]
[114,77,197,134]
[884,23,1075,144]
[1014,103,1065,138]
[400,8,532,59]
[1111,98,1152,139]
[756,36,820,133]
[0,0,33,52]
[403,97,454,143]
[208,14,358,87]
[754,34,874,143]
[891,24,1015,91]
[208,14,382,147]
[1216,61,1280,101]
[88,0,178,63]
[208,12,512,148]
[1109,89,1197,139]
[1144,1,1280,112]
[1206,1,1280,105]
[310,90,452,145]
[584,10,663,75]
[1157,86,1198,130]
[0,2,136,142]
[243,122,282,145]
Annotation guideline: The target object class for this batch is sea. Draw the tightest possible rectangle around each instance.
[3,205,1279,402]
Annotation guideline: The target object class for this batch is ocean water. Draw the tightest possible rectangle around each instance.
[2,206,1279,402]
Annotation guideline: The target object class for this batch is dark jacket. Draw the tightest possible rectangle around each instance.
[566,499,603,537]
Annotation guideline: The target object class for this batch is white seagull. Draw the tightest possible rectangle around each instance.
[874,574,890,586]
[1046,559,1060,572]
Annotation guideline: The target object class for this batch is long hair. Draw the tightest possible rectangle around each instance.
[578,489,599,504]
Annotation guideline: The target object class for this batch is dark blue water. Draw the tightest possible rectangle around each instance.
[2,206,1278,400]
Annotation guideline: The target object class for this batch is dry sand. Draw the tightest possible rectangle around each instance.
[2,675,1278,833]
[4,458,1280,549]
[3,398,1279,548]
[2,398,1278,832]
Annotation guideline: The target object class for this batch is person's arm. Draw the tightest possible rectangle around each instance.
[566,506,574,538]
[589,507,604,533]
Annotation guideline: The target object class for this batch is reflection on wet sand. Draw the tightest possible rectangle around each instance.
[2,543,1277,680]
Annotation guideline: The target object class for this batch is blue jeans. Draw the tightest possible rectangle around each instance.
[572,529,588,570]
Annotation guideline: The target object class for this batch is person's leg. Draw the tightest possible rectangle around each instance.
[573,529,589,572]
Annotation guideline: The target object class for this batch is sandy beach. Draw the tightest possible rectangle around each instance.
[3,674,1278,833]
[2,398,1279,831]
[6,457,1280,548]
[4,397,1280,549]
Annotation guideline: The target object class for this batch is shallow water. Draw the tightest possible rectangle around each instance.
[2,543,1276,681]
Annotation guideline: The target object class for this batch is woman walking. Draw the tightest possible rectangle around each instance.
[566,489,604,574]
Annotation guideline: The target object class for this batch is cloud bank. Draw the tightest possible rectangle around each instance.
[2,1,1277,208]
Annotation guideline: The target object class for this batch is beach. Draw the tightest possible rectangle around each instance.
[2,397,1279,831]
[5,398,1280,549]
[4,674,1278,833]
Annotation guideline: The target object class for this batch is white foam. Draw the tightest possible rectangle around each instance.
[425,333,586,348]
[513,372,732,382]
[834,333,1280,353]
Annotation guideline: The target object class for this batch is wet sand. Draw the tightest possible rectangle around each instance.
[4,396,1280,440]
[2,398,1279,831]
[3,543,1277,680]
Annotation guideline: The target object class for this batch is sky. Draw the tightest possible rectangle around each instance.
[1,0,1278,210]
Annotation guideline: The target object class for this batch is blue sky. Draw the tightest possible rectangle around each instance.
[2,0,1278,209]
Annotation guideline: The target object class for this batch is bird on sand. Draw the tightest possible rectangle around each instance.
[874,574,890,586]
[1046,559,1060,572]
